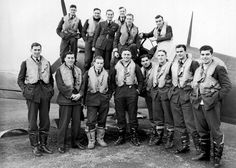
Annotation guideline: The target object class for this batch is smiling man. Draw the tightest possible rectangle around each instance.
[139,15,174,60]
[191,45,232,167]
[110,48,144,146]
[17,42,54,156]
[55,51,85,153]
[56,4,83,63]
[92,9,119,70]
[169,44,200,154]
[113,13,140,66]
[83,56,112,149]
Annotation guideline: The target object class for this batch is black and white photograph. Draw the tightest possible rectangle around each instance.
[0,0,236,167]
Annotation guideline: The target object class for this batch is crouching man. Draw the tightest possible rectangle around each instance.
[17,42,54,156]
[56,51,85,153]
[110,48,144,146]
[191,45,231,167]
[83,56,111,149]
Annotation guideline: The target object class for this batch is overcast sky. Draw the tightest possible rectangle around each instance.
[0,0,236,72]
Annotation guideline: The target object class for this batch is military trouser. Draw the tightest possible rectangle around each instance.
[60,37,78,63]
[169,87,199,151]
[27,98,50,147]
[86,103,109,130]
[95,48,112,70]
[115,85,139,130]
[151,87,174,130]
[169,87,197,134]
[144,90,154,125]
[57,105,81,147]
[84,36,95,71]
[193,101,223,144]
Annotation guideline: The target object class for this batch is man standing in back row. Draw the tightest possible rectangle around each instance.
[57,4,83,63]
[93,9,119,70]
[113,13,140,66]
[82,8,103,71]
[139,15,174,61]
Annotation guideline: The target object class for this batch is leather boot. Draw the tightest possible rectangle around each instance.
[86,128,96,149]
[192,136,211,161]
[130,128,140,146]
[175,132,190,154]
[39,132,53,154]
[29,132,42,157]
[114,128,126,146]
[165,129,174,149]
[155,128,164,145]
[148,127,157,146]
[96,127,108,147]
[149,127,164,146]
[192,131,201,155]
[213,141,224,167]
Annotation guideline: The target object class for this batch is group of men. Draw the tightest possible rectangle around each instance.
[17,4,232,168]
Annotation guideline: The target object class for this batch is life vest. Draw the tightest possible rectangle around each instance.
[115,60,137,87]
[59,63,82,92]
[119,23,138,45]
[152,22,175,61]
[62,14,80,34]
[153,61,172,88]
[87,66,109,94]
[192,57,224,96]
[86,17,103,36]
[25,56,50,84]
[141,62,156,91]
[171,54,193,88]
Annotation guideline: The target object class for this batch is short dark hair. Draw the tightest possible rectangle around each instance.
[121,47,131,54]
[93,55,104,62]
[70,4,77,9]
[140,54,150,60]
[200,45,213,54]
[93,8,101,12]
[119,7,126,10]
[157,49,167,55]
[31,42,41,49]
[106,9,114,14]
[155,15,163,20]
[176,44,186,51]
[126,13,134,19]
[65,51,74,56]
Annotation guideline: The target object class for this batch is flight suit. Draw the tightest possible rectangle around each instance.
[93,21,119,70]
[191,59,232,164]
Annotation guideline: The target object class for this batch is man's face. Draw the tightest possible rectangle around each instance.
[70,7,77,16]
[106,11,114,21]
[155,17,164,28]
[93,10,101,19]
[119,8,126,17]
[141,57,151,68]
[200,50,213,64]
[157,51,167,64]
[125,15,133,26]
[176,47,186,60]
[31,46,41,58]
[64,54,75,67]
[121,50,132,62]
[94,58,104,70]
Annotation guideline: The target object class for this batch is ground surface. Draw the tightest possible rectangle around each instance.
[1,98,236,168]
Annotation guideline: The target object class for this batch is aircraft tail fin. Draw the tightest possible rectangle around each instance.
[61,0,67,16]
[187,12,193,47]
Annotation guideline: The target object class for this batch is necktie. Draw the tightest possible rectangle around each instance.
[108,21,111,26]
